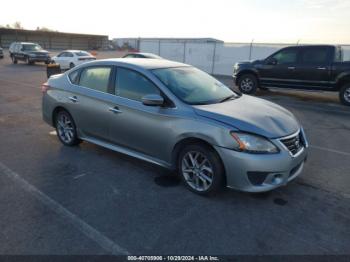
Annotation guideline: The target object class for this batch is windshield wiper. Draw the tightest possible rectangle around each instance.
[219,95,236,103]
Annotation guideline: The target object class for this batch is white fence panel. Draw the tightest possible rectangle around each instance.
[213,43,250,75]
[139,41,159,55]
[159,42,184,62]
[250,44,288,60]
[135,39,350,75]
[185,43,215,73]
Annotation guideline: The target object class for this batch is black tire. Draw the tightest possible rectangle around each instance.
[12,55,18,64]
[69,63,75,69]
[238,74,258,94]
[26,56,34,65]
[177,144,225,195]
[54,110,81,146]
[339,83,350,106]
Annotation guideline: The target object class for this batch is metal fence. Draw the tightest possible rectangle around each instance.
[135,40,350,76]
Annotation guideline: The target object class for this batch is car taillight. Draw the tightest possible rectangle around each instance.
[41,82,51,93]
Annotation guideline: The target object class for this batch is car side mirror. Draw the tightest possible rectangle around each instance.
[266,58,277,65]
[142,94,164,106]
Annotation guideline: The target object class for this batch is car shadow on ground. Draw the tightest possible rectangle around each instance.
[51,136,294,206]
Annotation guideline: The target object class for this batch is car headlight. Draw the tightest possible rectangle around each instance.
[230,132,279,154]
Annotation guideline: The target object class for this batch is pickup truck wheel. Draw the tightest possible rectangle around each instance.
[339,84,350,106]
[238,74,258,94]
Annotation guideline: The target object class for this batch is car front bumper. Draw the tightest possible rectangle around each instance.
[215,140,308,193]
[29,56,50,62]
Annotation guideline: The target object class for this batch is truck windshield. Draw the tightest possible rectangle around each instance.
[22,44,42,51]
[152,66,237,105]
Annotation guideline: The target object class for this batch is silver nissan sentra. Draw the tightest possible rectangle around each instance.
[42,58,308,195]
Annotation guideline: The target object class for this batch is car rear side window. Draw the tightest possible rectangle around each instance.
[69,70,80,85]
[79,67,111,93]
[272,49,298,64]
[300,48,330,64]
[115,68,160,101]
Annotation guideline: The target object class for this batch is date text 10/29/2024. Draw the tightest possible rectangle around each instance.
[127,256,219,261]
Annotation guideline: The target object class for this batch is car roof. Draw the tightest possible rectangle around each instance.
[64,50,89,53]
[92,58,189,70]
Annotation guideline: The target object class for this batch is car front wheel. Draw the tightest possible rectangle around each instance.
[178,144,225,195]
[55,110,81,146]
[238,74,258,94]
[12,55,17,64]
[339,84,350,106]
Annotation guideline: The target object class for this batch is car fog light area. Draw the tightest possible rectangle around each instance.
[271,174,283,185]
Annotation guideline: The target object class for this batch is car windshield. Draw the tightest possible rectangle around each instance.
[74,51,91,56]
[22,44,42,51]
[152,66,237,105]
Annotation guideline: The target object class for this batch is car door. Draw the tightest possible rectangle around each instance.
[54,52,67,69]
[16,44,23,60]
[294,46,333,89]
[108,66,175,161]
[66,66,116,141]
[258,47,300,88]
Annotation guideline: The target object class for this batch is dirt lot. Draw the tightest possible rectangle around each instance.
[0,51,350,255]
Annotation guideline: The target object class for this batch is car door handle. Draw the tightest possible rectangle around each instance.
[68,96,78,103]
[317,67,327,70]
[109,106,122,114]
[288,67,295,70]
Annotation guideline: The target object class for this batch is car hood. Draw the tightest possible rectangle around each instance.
[235,60,262,66]
[193,95,299,138]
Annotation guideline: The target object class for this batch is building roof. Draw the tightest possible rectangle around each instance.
[114,37,224,43]
[0,28,108,38]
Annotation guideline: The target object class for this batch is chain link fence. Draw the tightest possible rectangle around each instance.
[117,39,350,76]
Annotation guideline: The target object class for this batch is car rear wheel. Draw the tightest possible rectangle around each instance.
[238,74,258,94]
[55,110,81,146]
[69,63,75,69]
[339,84,350,106]
[178,144,225,195]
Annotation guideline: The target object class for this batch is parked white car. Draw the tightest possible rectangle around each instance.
[51,50,96,70]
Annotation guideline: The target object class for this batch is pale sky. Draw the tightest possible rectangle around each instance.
[1,0,350,44]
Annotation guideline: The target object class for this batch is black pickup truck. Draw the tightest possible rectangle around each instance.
[233,45,350,106]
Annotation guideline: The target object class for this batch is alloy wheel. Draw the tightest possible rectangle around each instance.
[240,78,254,92]
[56,113,75,144]
[344,87,350,103]
[181,151,214,192]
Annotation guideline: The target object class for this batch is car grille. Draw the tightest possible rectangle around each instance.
[280,132,304,156]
